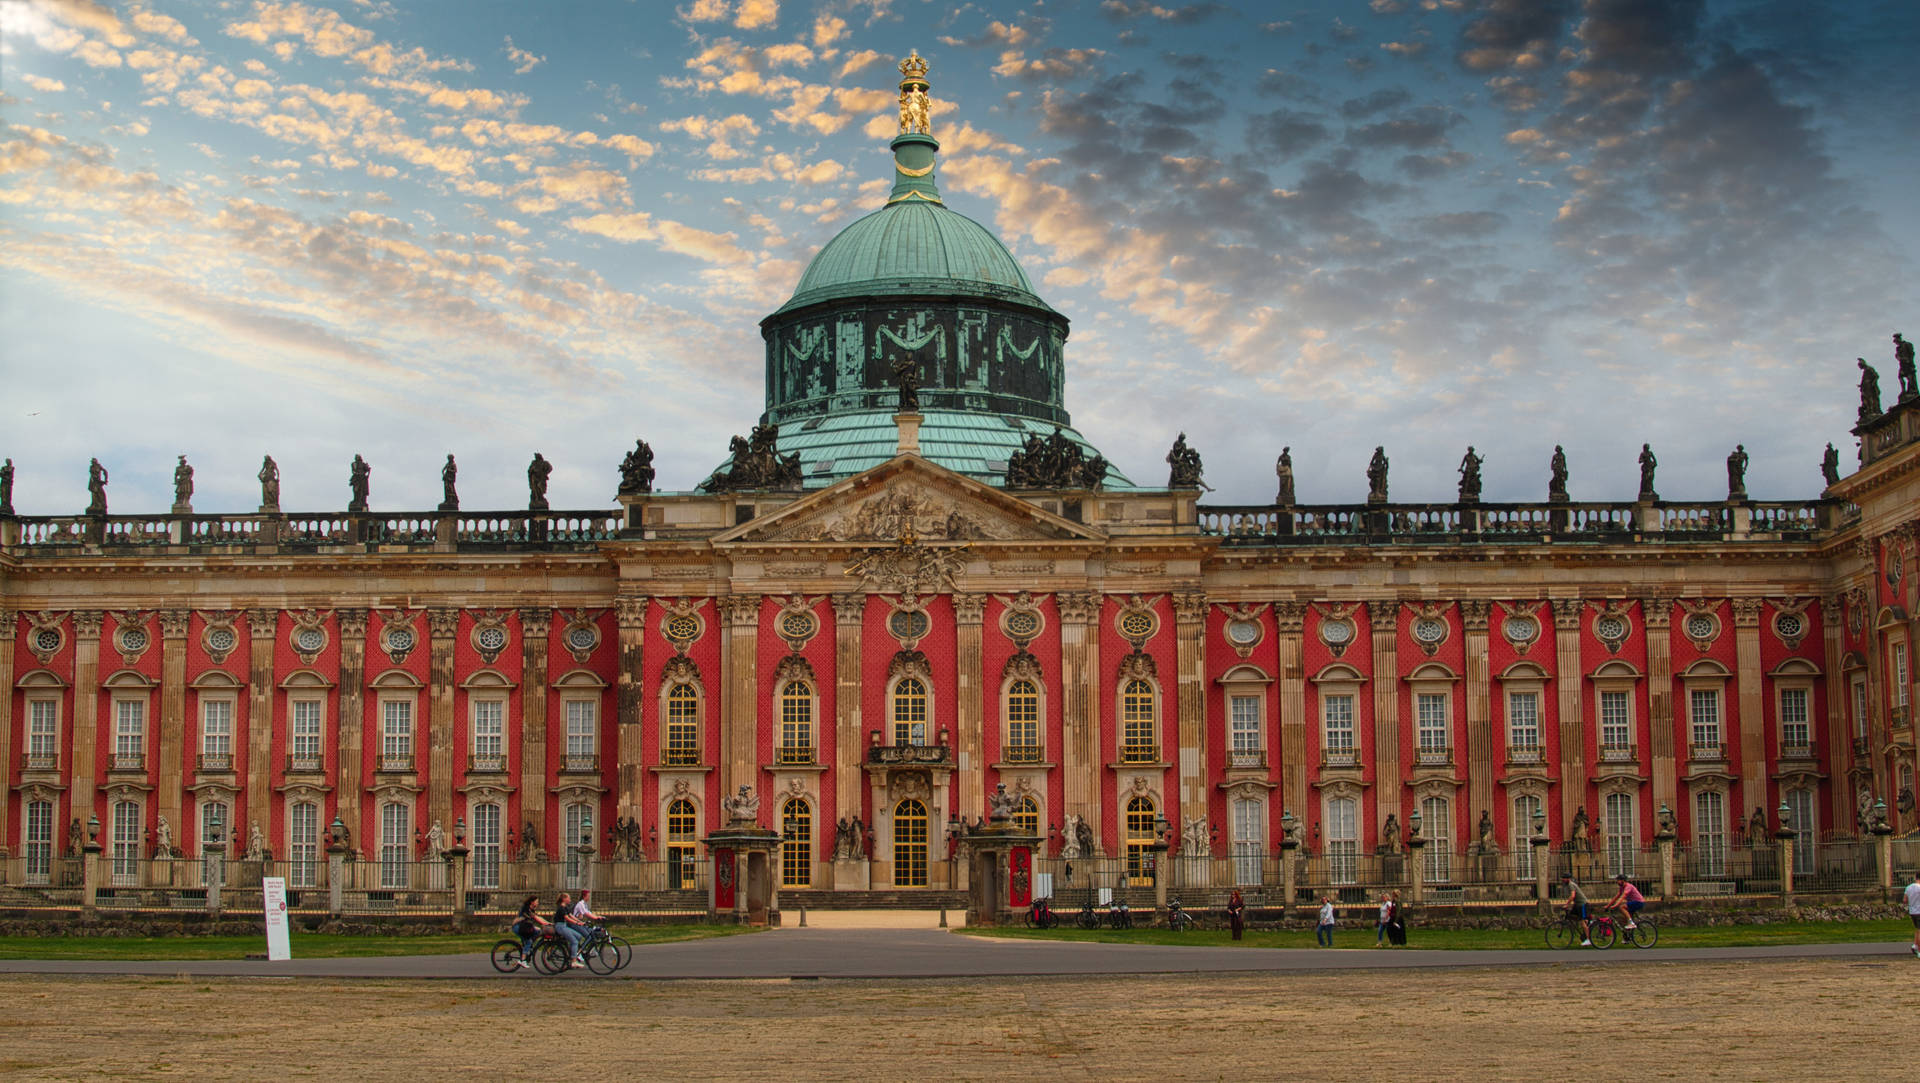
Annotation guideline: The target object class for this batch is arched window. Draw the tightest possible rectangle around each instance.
[781,797,811,888]
[1005,679,1040,762]
[471,802,502,889]
[666,798,698,889]
[110,800,141,885]
[24,799,54,884]
[892,677,927,746]
[1012,796,1040,837]
[1512,794,1543,880]
[1125,795,1158,886]
[1603,791,1636,878]
[893,798,928,887]
[288,801,320,888]
[1692,789,1726,877]
[779,680,815,764]
[1784,788,1815,876]
[664,684,700,765]
[1121,679,1157,763]
[1231,798,1264,885]
[1325,797,1358,885]
[379,802,411,888]
[1420,796,1451,883]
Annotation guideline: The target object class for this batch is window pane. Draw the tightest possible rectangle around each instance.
[112,801,142,885]
[1604,793,1636,878]
[666,685,699,765]
[1600,691,1630,748]
[781,798,811,888]
[1420,797,1450,882]
[291,699,323,757]
[892,678,927,746]
[380,803,410,888]
[566,700,596,758]
[892,799,928,887]
[290,802,319,888]
[472,700,503,758]
[471,803,501,889]
[1326,797,1357,885]
[1693,791,1725,877]
[26,800,53,883]
[1507,692,1539,749]
[1323,695,1354,753]
[1780,688,1809,748]
[1689,689,1720,748]
[1005,679,1039,757]
[1122,680,1156,760]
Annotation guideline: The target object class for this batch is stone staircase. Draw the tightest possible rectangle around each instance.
[778,889,966,910]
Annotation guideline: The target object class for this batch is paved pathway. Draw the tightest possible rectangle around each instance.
[0,929,1907,980]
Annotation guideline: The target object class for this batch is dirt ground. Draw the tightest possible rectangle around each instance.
[0,958,1901,1080]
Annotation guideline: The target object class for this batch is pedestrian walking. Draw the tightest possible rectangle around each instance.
[1386,891,1407,946]
[1316,896,1336,947]
[1904,870,1920,958]
[1374,892,1392,947]
[1226,888,1246,941]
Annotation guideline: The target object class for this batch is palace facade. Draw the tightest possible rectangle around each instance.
[4,56,1918,905]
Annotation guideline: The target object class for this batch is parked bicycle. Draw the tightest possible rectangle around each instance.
[1076,900,1100,929]
[1544,912,1658,950]
[1165,898,1196,931]
[1107,898,1132,930]
[1024,897,1058,929]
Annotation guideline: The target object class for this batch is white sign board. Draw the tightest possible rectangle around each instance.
[262,877,291,961]
[1033,872,1053,901]
[1097,886,1112,905]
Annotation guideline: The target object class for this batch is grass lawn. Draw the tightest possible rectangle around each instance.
[962,918,1909,951]
[0,924,755,960]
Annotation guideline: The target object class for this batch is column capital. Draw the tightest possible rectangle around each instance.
[1056,591,1099,624]
[0,615,14,643]
[1172,591,1209,624]
[721,594,761,627]
[1550,598,1584,631]
[337,607,369,637]
[613,596,650,629]
[1272,601,1307,634]
[427,607,461,640]
[831,592,866,624]
[71,609,105,638]
[1730,597,1766,628]
[951,592,986,624]
[518,607,552,635]
[157,609,191,640]
[243,609,279,639]
[1640,597,1674,631]
[1459,598,1491,632]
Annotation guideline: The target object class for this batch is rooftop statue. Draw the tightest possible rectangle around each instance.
[1637,443,1658,502]
[1275,446,1295,505]
[86,457,109,517]
[1166,432,1204,489]
[439,454,459,512]
[528,452,552,511]
[1549,445,1569,500]
[1895,332,1916,402]
[701,424,802,493]
[172,455,194,512]
[889,352,922,413]
[898,51,932,135]
[257,455,280,511]
[1,457,14,516]
[1858,358,1882,424]
[618,439,655,496]
[1457,446,1483,503]
[348,454,370,513]
[1366,446,1389,502]
[1726,444,1749,501]
[1822,442,1841,488]
[1006,427,1107,490]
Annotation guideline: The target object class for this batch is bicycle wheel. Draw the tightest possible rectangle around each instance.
[1625,919,1658,948]
[538,940,574,974]
[585,941,617,975]
[606,935,634,970]
[491,939,524,973]
[1545,920,1575,949]
[1025,910,1041,929]
[1590,921,1617,949]
[1078,909,1098,929]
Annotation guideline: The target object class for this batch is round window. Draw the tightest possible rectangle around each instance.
[206,628,237,652]
[1686,615,1716,640]
[779,611,815,640]
[664,614,700,642]
[386,628,416,653]
[1413,618,1447,644]
[1322,620,1354,646]
[294,627,326,653]
[476,626,507,652]
[1119,611,1155,639]
[1776,614,1803,639]
[120,629,148,652]
[33,629,62,653]
[1227,620,1261,645]
[1504,617,1536,643]
[1595,616,1627,641]
[1004,610,1041,639]
[888,610,930,640]
[566,625,598,651]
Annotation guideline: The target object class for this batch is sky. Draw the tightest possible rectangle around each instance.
[2,0,1916,516]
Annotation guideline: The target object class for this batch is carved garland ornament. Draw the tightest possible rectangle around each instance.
[1114,594,1162,648]
[1770,597,1813,650]
[110,611,155,666]
[375,609,421,664]
[1677,599,1723,653]
[1216,602,1267,659]
[1314,602,1361,658]
[470,609,511,665]
[201,611,242,664]
[559,608,604,662]
[774,596,822,650]
[287,610,330,665]
[1406,601,1451,656]
[1496,601,1544,655]
[24,611,64,663]
[994,591,1046,647]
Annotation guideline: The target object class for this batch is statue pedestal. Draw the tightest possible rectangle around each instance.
[831,859,870,891]
[893,412,923,455]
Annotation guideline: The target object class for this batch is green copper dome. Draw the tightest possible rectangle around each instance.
[774,198,1050,316]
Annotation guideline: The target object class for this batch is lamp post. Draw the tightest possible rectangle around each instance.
[1652,803,1676,901]
[1774,799,1796,905]
[1149,812,1172,915]
[1530,807,1551,914]
[1279,809,1300,918]
[1407,809,1426,906]
[1871,797,1895,892]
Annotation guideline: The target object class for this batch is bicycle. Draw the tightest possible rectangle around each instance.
[1024,898,1058,929]
[1612,912,1659,948]
[1075,901,1099,929]
[492,926,565,973]
[1165,899,1196,931]
[1545,911,1656,949]
[1106,900,1133,930]
[575,924,634,974]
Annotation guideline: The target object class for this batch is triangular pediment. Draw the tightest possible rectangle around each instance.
[713,454,1106,545]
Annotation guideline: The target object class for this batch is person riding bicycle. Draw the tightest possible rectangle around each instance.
[1605,875,1646,930]
[553,891,587,968]
[571,889,605,955]
[512,893,550,970]
[1563,875,1593,946]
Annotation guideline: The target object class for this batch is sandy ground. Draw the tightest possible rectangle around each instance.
[1,958,1901,1081]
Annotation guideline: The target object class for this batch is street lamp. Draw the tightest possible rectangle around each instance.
[1409,808,1423,842]
[453,817,467,844]
[1531,807,1546,839]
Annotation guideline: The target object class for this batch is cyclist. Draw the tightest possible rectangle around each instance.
[553,891,587,968]
[1563,875,1593,946]
[571,888,606,957]
[1605,874,1646,930]
[512,893,550,969]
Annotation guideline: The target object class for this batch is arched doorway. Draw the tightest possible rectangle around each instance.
[893,798,928,887]
[781,797,811,888]
[1125,795,1157,886]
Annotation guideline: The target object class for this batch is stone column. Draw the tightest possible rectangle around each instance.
[1279,834,1299,919]
[1731,599,1767,816]
[335,609,370,846]
[1551,600,1585,832]
[326,836,347,917]
[1875,823,1894,891]
[245,610,276,834]
[1656,830,1676,901]
[1274,603,1309,830]
[1820,596,1851,830]
[613,597,649,820]
[518,608,552,834]
[446,844,470,917]
[1370,603,1402,817]
[719,596,760,797]
[1173,591,1210,822]
[1532,831,1552,915]
[831,594,866,835]
[70,611,106,827]
[156,611,190,852]
[426,608,459,832]
[0,618,14,851]
[1057,592,1100,847]
[82,839,102,916]
[1643,597,1675,819]
[1408,835,1426,905]
[953,593,986,821]
[1461,600,1494,831]
[1776,829,1795,906]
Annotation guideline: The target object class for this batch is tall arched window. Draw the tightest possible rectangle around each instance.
[893,798,928,887]
[1125,795,1158,886]
[664,684,700,765]
[1121,680,1157,763]
[1231,797,1264,885]
[1603,791,1636,878]
[779,680,815,764]
[892,678,927,746]
[1326,797,1358,885]
[1692,789,1726,877]
[379,802,410,888]
[1012,796,1040,837]
[1420,795,1451,883]
[110,800,141,885]
[666,798,698,889]
[781,797,811,888]
[289,801,319,888]
[1005,679,1040,762]
[1512,794,1543,880]
[471,802,502,889]
[25,799,54,884]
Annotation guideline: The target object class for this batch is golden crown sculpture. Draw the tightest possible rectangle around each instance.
[898,50,928,85]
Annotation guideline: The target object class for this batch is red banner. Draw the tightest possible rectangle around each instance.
[1009,846,1032,907]
[714,848,735,910]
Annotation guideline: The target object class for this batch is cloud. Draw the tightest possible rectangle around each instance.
[503,35,544,74]
[1099,1,1225,23]
[735,0,779,31]
[993,48,1107,81]
[21,74,68,93]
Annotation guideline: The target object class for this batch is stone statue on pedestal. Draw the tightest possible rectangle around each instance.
[1895,332,1916,401]
[1275,447,1295,505]
[258,455,280,511]
[1075,816,1094,859]
[1822,443,1840,487]
[527,453,552,511]
[1457,447,1483,503]
[1636,444,1658,502]
[1569,805,1590,851]
[172,456,194,512]
[721,784,761,823]
[1747,805,1768,845]
[424,819,446,856]
[0,457,13,516]
[348,455,370,513]
[1726,444,1748,500]
[1476,809,1496,852]
[1858,358,1883,424]
[246,821,265,862]
[987,782,1018,821]
[1060,813,1085,859]
[1366,446,1389,502]
[86,457,109,517]
[439,454,459,512]
[1380,814,1401,852]
[889,353,921,412]
[618,440,655,496]
[1166,432,1205,489]
[154,815,174,859]
[1549,445,1568,499]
